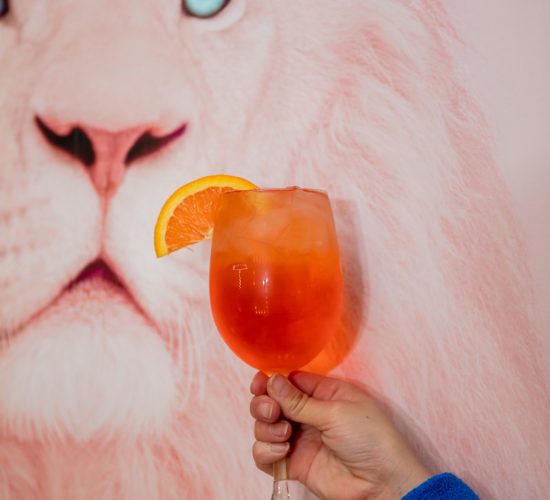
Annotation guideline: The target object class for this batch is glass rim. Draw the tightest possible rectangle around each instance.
[222,185,329,197]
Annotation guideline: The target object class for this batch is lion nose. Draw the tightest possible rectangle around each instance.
[35,116,186,196]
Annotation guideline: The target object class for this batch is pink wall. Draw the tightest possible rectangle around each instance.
[1,2,548,498]
[448,0,550,354]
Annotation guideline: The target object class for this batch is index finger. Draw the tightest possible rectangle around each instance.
[250,371,269,396]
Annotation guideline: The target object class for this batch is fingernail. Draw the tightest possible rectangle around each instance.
[259,402,273,420]
[270,442,289,454]
[271,422,290,438]
[269,375,291,398]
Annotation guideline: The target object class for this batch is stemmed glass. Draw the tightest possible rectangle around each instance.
[209,187,344,499]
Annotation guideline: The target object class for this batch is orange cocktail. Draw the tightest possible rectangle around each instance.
[209,187,343,373]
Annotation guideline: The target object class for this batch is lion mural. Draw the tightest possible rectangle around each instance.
[0,0,548,498]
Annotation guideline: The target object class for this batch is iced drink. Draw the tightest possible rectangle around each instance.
[209,187,343,373]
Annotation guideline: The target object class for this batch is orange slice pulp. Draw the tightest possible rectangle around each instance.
[154,174,257,257]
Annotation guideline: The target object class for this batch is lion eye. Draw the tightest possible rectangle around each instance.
[0,0,9,19]
[182,0,230,19]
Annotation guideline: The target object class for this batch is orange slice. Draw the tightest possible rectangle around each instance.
[154,174,257,257]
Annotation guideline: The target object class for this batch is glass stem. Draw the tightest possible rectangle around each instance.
[271,480,291,500]
[274,457,288,481]
[271,458,290,499]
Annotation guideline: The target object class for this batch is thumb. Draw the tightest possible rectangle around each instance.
[267,374,332,428]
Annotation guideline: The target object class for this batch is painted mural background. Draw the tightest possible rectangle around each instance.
[0,1,548,498]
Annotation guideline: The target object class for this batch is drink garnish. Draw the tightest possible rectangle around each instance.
[154,174,257,257]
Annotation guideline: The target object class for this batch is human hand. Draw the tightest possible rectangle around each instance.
[250,372,431,500]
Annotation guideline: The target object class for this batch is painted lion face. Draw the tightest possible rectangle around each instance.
[0,1,547,498]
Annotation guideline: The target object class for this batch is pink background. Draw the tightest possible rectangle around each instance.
[1,1,548,498]
[449,0,550,346]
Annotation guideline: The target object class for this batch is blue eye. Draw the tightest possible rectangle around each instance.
[0,0,9,19]
[183,0,229,19]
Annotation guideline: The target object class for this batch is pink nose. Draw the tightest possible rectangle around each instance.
[35,116,186,196]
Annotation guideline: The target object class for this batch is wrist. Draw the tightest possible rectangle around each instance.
[386,460,431,499]
[389,463,432,498]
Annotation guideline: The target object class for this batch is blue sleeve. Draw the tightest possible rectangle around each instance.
[402,473,478,499]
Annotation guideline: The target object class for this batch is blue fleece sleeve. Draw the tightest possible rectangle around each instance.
[402,473,478,499]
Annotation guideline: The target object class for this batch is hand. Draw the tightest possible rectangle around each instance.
[250,372,431,500]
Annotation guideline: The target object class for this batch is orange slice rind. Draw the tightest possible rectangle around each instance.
[154,174,257,257]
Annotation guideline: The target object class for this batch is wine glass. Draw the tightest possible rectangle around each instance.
[209,187,344,499]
